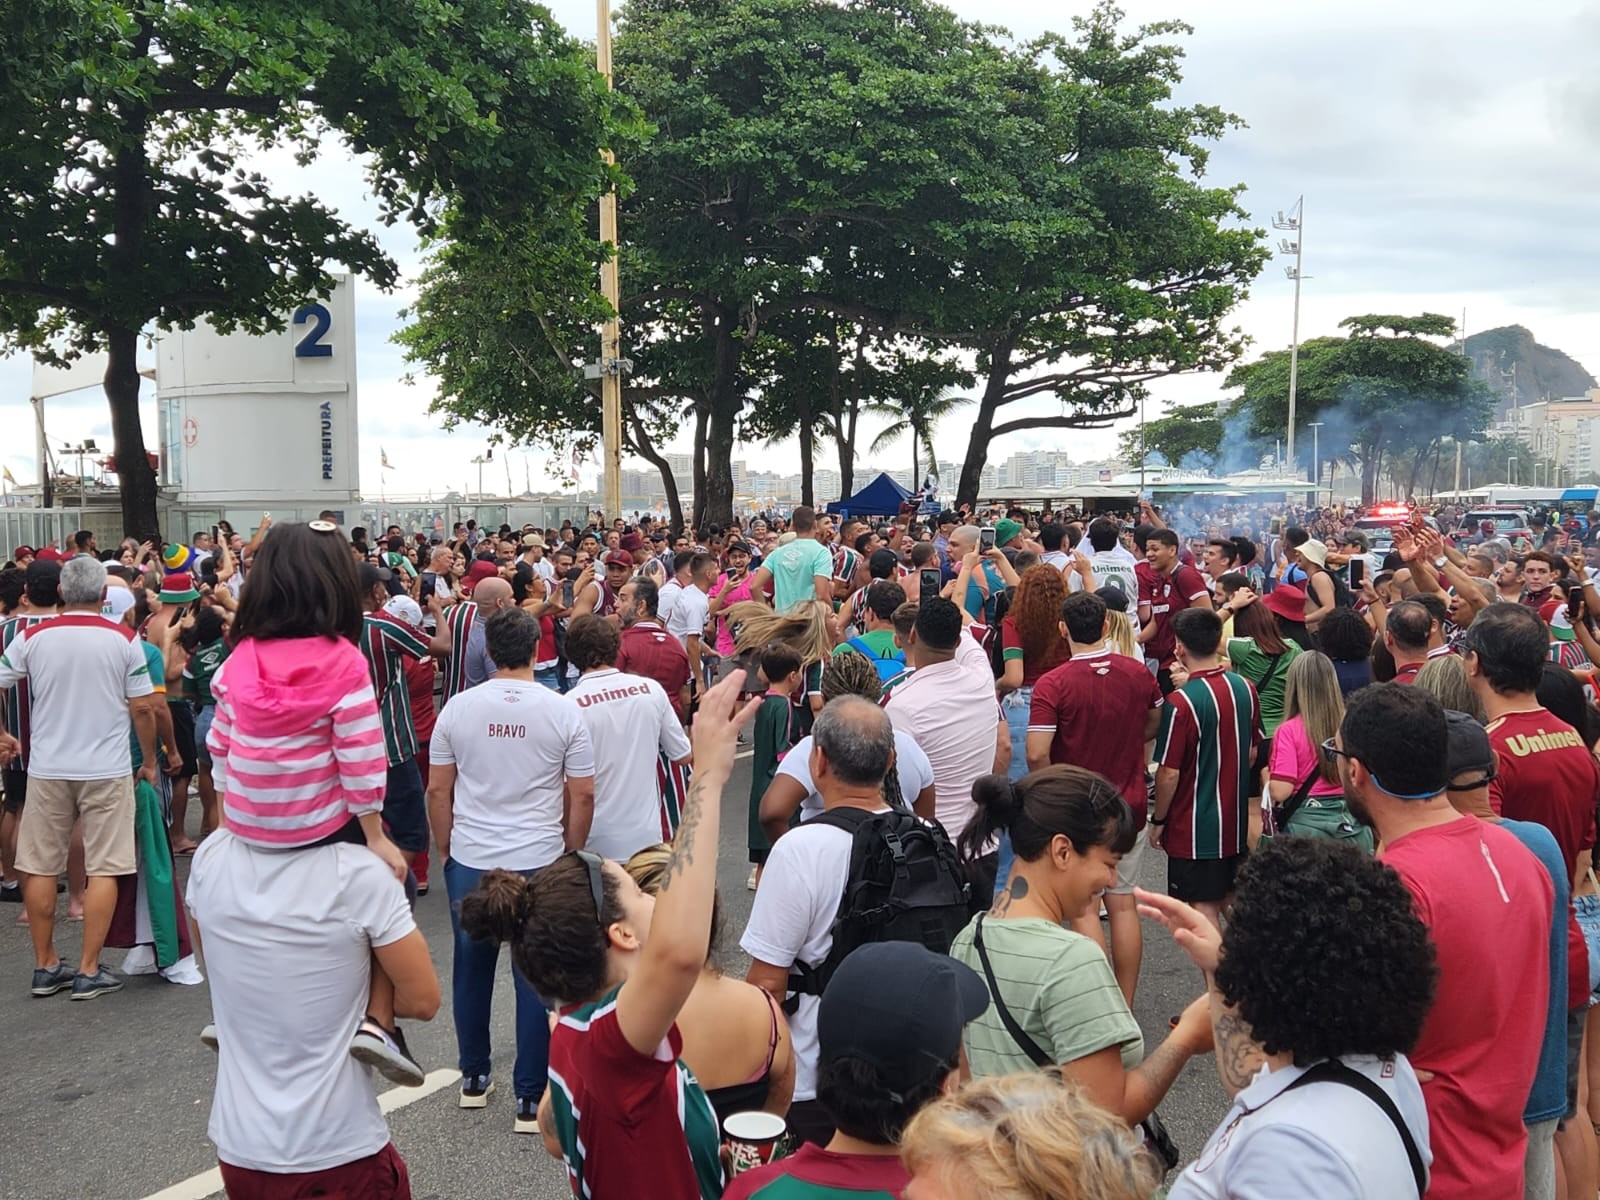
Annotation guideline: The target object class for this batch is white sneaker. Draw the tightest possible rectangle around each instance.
[747,867,759,891]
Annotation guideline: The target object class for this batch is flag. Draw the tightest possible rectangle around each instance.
[2,466,14,486]
[381,447,394,470]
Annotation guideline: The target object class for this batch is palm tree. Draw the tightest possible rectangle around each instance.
[868,387,974,490]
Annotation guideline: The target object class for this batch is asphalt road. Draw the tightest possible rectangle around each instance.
[0,754,1231,1200]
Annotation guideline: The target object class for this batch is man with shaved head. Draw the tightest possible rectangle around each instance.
[462,577,516,692]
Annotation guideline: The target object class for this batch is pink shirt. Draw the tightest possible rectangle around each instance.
[1267,714,1343,798]
[710,572,756,655]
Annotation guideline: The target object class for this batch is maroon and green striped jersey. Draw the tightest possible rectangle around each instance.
[1154,666,1261,860]
[359,611,431,766]
[0,613,52,769]
[438,600,477,704]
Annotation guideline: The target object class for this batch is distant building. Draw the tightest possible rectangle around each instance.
[1506,389,1600,481]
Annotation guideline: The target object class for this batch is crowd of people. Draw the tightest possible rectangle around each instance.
[6,492,1600,1200]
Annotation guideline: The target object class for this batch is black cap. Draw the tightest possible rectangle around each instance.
[817,942,988,1095]
[1444,710,1496,784]
[358,563,394,594]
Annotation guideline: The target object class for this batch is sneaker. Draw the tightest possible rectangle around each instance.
[200,1024,219,1052]
[415,881,429,897]
[460,1074,495,1109]
[514,1096,540,1135]
[0,883,21,903]
[350,1017,425,1086]
[746,867,758,891]
[30,961,73,997]
[70,966,124,1001]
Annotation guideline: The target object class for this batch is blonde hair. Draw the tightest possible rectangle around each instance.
[1280,651,1344,786]
[901,1074,1158,1200]
[1104,610,1138,659]
[727,599,834,665]
[1413,653,1485,722]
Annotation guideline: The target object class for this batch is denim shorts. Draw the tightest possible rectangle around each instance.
[1573,893,1600,1001]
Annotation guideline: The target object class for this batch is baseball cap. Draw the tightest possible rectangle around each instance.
[1342,530,1371,551]
[1539,599,1576,642]
[620,532,644,553]
[35,547,63,563]
[1444,710,1497,786]
[102,584,137,622]
[816,942,989,1094]
[521,533,546,549]
[357,563,395,594]
[383,594,425,627]
[602,549,633,568]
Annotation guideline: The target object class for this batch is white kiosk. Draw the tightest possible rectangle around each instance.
[155,275,360,532]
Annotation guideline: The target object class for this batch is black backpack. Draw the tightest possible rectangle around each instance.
[786,807,972,1005]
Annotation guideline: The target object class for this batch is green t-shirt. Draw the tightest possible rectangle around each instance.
[187,638,230,707]
[950,915,1143,1078]
[835,629,899,659]
[1225,637,1300,736]
[765,538,833,612]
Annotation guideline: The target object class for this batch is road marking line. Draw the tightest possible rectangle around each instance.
[736,748,753,760]
[138,1068,462,1200]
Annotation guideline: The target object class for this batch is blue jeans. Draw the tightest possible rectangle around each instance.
[443,857,551,1101]
[534,667,561,693]
[383,758,428,855]
[995,687,1033,896]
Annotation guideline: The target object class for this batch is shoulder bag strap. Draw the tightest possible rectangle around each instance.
[972,915,1052,1068]
[1275,761,1325,829]
[1259,650,1288,693]
[1283,1060,1426,1198]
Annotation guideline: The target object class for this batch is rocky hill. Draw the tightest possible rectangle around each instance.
[1454,325,1596,419]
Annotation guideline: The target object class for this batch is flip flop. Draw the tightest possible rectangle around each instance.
[172,844,198,857]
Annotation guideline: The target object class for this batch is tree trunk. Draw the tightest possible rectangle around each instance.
[626,415,683,534]
[106,324,159,542]
[690,404,708,526]
[1359,439,1380,506]
[798,386,815,509]
[956,342,1013,509]
[698,320,740,527]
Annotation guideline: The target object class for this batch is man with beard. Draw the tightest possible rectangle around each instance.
[1335,684,1551,1200]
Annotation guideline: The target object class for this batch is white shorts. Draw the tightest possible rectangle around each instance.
[1108,835,1147,896]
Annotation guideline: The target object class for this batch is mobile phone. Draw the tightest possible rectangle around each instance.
[1349,558,1365,588]
[210,524,219,544]
[561,579,575,607]
[1270,517,1282,536]
[979,526,996,552]
[920,568,941,603]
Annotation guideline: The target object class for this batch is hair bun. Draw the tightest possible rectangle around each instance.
[972,772,1024,825]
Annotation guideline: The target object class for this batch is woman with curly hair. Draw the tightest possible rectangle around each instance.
[754,649,937,845]
[1138,837,1436,1198]
[1314,605,1375,696]
[901,1073,1158,1200]
[997,565,1070,783]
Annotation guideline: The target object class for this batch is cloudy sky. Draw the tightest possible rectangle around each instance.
[4,0,1597,499]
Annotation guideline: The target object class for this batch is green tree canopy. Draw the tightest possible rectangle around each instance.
[1227,313,1495,503]
[1115,402,1223,471]
[0,0,629,538]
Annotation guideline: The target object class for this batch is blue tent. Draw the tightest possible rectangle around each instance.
[1561,487,1598,505]
[826,472,913,517]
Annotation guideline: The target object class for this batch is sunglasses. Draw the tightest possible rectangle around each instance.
[571,849,606,919]
[1320,737,1442,800]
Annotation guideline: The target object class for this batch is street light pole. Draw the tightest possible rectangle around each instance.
[1273,197,1307,467]
[1508,454,1515,488]
[597,0,623,520]
[1307,422,1323,504]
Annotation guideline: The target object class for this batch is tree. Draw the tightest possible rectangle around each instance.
[0,0,625,539]
[869,381,975,487]
[1228,314,1495,503]
[613,0,1014,525]
[929,7,1267,506]
[1115,402,1223,471]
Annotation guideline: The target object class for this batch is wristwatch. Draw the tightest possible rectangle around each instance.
[1148,815,1168,826]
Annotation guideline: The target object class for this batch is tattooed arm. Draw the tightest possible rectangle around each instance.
[1210,978,1268,1098]
[616,671,761,1057]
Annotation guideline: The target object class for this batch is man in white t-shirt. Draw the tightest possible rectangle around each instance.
[742,696,898,1150]
[1068,517,1140,598]
[668,553,716,691]
[186,833,440,1192]
[562,614,692,862]
[656,550,693,630]
[426,605,595,1122]
[1,554,159,1000]
[758,725,936,845]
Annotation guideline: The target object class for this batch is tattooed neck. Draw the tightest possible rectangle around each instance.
[991,875,1029,916]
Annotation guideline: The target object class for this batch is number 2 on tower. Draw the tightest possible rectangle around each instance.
[293,303,333,358]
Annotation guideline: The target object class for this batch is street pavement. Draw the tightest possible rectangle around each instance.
[1,753,1231,1200]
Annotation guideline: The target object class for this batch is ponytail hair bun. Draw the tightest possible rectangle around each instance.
[457,867,530,945]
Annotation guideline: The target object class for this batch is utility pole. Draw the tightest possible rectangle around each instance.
[1454,309,1465,498]
[597,0,623,520]
[1308,421,1323,503]
[1273,197,1307,466]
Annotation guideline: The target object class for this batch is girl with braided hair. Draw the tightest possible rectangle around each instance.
[753,649,937,848]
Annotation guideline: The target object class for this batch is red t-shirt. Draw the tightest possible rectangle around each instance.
[1137,561,1210,667]
[722,1142,911,1199]
[1000,614,1070,687]
[1391,661,1423,685]
[617,621,692,717]
[1028,651,1163,822]
[1381,817,1553,1200]
[1486,707,1600,1012]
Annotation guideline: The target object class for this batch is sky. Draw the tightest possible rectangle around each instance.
[4,0,1598,499]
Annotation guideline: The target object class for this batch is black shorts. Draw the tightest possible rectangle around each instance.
[168,699,198,779]
[1167,854,1243,904]
[1248,737,1272,799]
[2,766,23,814]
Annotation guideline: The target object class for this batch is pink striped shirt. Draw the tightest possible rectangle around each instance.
[208,636,388,847]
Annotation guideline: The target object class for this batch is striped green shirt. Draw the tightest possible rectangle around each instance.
[359,611,430,766]
[951,915,1143,1078]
